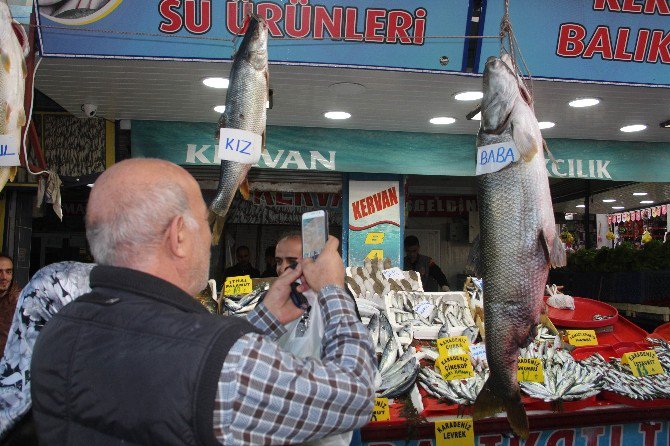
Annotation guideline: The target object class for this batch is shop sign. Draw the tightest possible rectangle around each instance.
[347,180,402,267]
[408,195,477,217]
[479,0,670,86]
[36,0,470,74]
[363,421,670,446]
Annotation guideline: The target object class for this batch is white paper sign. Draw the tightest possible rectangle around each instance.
[0,135,20,167]
[475,140,520,175]
[469,343,487,362]
[382,267,405,280]
[217,128,262,164]
[414,301,435,319]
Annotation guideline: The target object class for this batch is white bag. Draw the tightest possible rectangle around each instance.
[276,288,353,446]
[545,284,575,310]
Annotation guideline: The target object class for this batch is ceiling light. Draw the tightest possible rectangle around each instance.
[430,117,456,125]
[324,111,351,120]
[202,77,229,89]
[569,97,600,108]
[454,91,483,101]
[660,119,670,128]
[538,121,555,129]
[620,124,647,133]
[576,204,585,208]
[213,105,226,113]
[633,192,648,196]
[612,206,625,210]
[602,199,616,203]
[640,200,654,204]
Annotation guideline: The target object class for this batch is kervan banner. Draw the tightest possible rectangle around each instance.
[478,0,670,86]
[35,0,471,73]
[132,120,670,182]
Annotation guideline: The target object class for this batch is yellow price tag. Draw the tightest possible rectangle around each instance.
[370,398,390,422]
[622,350,665,377]
[436,354,474,381]
[364,232,385,244]
[437,336,470,357]
[435,418,475,446]
[566,330,599,346]
[224,275,253,296]
[366,249,384,260]
[517,358,544,383]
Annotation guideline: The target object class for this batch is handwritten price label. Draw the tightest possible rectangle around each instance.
[437,354,474,381]
[566,330,598,346]
[223,275,252,296]
[370,398,390,422]
[435,418,474,446]
[0,135,20,167]
[622,350,664,377]
[437,336,470,357]
[517,358,544,383]
[217,128,262,164]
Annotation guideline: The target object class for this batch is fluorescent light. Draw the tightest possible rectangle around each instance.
[612,206,625,210]
[620,124,647,133]
[214,105,226,113]
[633,192,648,196]
[202,77,229,89]
[569,97,600,108]
[454,91,483,101]
[640,200,654,204]
[538,121,555,129]
[324,111,351,120]
[576,204,585,208]
[430,117,456,125]
[602,199,616,203]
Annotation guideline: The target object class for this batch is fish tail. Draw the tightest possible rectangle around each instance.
[474,378,529,439]
[209,211,226,246]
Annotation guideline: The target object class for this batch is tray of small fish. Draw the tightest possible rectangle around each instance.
[221,284,268,316]
[345,257,423,300]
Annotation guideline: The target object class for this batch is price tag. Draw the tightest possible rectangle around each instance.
[382,267,404,280]
[622,350,664,377]
[436,354,474,381]
[437,336,470,357]
[370,398,390,422]
[566,330,598,346]
[217,128,262,164]
[223,275,252,296]
[469,344,486,363]
[475,140,520,176]
[414,301,435,319]
[517,358,544,383]
[0,135,20,167]
[435,418,475,446]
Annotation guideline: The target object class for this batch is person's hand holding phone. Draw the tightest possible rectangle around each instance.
[263,263,307,325]
[301,236,345,292]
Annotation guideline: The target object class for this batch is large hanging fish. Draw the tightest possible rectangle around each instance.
[0,2,29,192]
[210,16,268,245]
[472,55,566,439]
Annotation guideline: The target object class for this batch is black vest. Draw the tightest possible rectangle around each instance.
[31,265,259,445]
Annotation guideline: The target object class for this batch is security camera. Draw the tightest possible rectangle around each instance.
[81,104,97,118]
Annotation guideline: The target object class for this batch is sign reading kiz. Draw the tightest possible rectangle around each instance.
[216,128,262,164]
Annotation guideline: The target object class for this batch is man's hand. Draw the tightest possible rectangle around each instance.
[301,236,345,292]
[263,263,305,325]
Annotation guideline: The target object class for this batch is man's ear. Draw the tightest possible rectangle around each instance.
[167,215,187,257]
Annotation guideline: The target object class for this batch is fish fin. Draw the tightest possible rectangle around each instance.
[540,313,559,336]
[506,397,530,439]
[511,117,540,163]
[473,378,506,421]
[209,211,225,246]
[17,108,26,127]
[239,178,250,200]
[466,235,481,276]
[1,51,10,73]
[8,166,17,182]
[539,229,567,268]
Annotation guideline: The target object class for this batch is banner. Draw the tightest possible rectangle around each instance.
[347,180,401,267]
[478,0,670,86]
[408,195,477,217]
[223,192,342,225]
[36,0,471,73]
[132,120,670,182]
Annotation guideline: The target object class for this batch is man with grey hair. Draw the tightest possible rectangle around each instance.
[30,159,375,445]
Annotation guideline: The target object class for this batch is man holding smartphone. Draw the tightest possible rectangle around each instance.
[30,159,375,445]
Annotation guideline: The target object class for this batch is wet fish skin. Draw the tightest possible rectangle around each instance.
[473,55,566,440]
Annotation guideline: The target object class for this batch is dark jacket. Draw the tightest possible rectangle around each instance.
[404,254,449,292]
[31,265,259,446]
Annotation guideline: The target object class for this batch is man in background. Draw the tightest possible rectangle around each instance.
[0,255,20,353]
[275,231,302,275]
[259,245,277,278]
[404,235,450,292]
[223,245,260,280]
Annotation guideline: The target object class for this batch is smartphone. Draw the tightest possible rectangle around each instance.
[301,210,329,259]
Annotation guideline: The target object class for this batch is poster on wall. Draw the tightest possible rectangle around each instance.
[347,180,401,268]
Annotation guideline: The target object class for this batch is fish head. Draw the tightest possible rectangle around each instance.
[480,55,530,134]
[236,15,269,71]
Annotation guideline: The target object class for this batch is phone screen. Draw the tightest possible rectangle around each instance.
[302,211,328,259]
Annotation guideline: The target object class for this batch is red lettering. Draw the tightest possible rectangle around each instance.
[613,28,634,60]
[593,0,622,10]
[316,193,329,207]
[640,422,662,446]
[611,425,623,446]
[648,29,670,63]
[184,0,211,34]
[299,192,313,207]
[260,191,274,205]
[510,431,540,446]
[352,201,362,220]
[413,8,426,45]
[583,26,614,59]
[332,194,341,208]
[557,23,587,57]
[226,0,253,35]
[388,187,399,206]
[386,10,413,43]
[622,0,644,12]
[275,192,292,206]
[478,435,503,446]
[634,28,651,60]
[365,9,386,43]
[381,191,391,208]
[581,426,605,446]
[365,196,375,215]
[344,8,364,41]
[159,0,183,33]
[547,429,575,446]
[372,192,383,212]
[644,0,670,14]
[252,191,261,205]
[314,5,343,39]
[360,199,368,217]
[285,0,312,38]
[257,3,284,37]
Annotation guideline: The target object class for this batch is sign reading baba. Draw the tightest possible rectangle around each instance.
[475,140,520,176]
[223,275,253,296]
